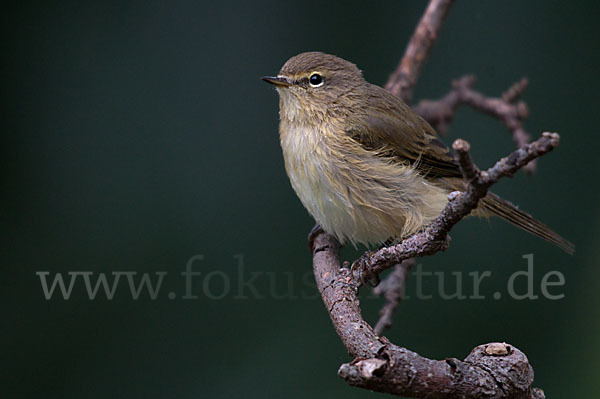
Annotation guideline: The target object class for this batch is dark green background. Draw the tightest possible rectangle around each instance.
[3,1,599,397]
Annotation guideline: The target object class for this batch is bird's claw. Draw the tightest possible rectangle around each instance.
[350,250,380,287]
[307,224,324,252]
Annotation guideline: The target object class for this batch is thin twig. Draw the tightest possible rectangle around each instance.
[385,0,456,103]
[414,75,536,172]
[372,259,415,335]
[357,132,560,280]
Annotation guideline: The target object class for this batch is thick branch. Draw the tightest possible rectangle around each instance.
[312,232,544,399]
[385,0,455,103]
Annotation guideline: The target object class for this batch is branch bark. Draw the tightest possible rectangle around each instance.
[312,224,545,398]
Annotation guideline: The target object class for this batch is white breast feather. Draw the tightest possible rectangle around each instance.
[277,88,449,247]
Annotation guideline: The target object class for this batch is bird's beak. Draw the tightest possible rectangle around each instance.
[261,76,292,87]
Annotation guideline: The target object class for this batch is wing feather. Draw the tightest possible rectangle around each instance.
[344,84,462,179]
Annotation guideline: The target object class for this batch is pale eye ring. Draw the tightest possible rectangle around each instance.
[309,73,324,87]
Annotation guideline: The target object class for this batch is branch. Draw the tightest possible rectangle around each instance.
[311,132,559,398]
[383,0,536,172]
[372,259,415,335]
[378,0,455,341]
[414,75,537,172]
[356,132,559,280]
[312,230,544,398]
[310,1,560,397]
[385,0,455,103]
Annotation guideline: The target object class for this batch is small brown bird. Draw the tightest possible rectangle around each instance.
[262,52,574,254]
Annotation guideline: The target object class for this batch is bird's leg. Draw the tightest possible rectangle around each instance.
[307,224,324,252]
[382,237,396,248]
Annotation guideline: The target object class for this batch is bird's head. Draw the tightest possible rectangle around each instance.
[262,52,365,121]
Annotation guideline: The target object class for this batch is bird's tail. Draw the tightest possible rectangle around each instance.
[480,192,574,254]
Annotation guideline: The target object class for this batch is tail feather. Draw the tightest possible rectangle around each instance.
[481,192,574,254]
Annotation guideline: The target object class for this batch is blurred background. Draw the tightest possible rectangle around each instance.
[2,0,599,397]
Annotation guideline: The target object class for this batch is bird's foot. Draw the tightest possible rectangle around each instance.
[350,250,380,287]
[307,224,324,252]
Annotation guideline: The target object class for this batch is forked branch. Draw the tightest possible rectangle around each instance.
[414,76,537,172]
[354,132,559,280]
[310,133,558,398]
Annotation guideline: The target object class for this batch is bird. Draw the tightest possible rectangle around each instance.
[262,51,574,254]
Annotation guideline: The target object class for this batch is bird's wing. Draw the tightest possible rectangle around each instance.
[344,86,462,179]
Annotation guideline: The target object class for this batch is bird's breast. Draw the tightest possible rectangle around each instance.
[278,115,449,246]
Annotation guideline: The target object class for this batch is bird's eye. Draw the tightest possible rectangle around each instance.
[309,73,323,87]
